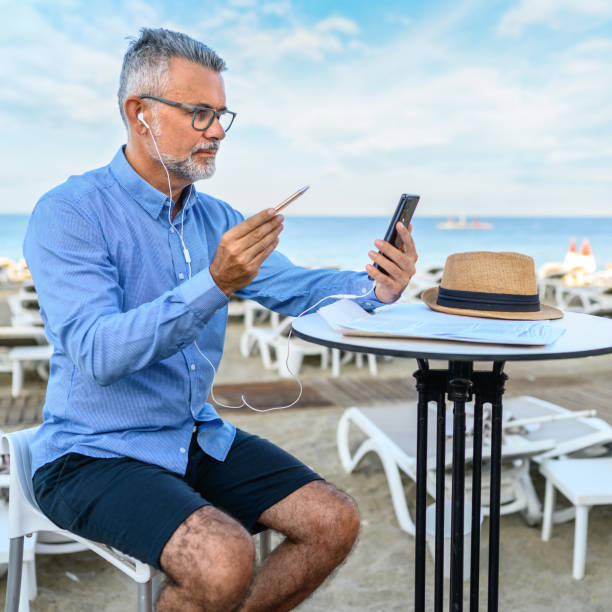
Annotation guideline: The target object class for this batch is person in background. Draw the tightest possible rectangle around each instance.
[24,28,418,611]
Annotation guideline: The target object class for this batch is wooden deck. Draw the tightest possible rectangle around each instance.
[1,354,610,426]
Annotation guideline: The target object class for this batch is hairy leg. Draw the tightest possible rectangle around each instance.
[157,505,255,612]
[239,480,360,612]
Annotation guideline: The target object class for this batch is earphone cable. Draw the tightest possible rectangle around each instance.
[144,123,376,412]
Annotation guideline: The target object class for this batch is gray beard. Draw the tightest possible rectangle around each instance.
[159,144,218,181]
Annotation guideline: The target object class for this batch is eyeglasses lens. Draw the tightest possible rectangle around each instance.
[193,109,233,132]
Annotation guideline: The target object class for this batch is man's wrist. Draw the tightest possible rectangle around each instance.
[374,284,400,304]
[209,266,233,296]
[177,268,229,318]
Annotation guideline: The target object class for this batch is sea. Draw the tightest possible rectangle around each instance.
[1,214,611,273]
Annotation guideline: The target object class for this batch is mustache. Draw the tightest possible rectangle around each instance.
[191,142,220,154]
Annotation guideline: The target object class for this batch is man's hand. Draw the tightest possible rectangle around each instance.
[210,209,284,295]
[366,222,418,303]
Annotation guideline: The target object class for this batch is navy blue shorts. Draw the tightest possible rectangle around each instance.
[32,428,321,569]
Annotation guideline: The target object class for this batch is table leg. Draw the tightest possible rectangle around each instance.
[434,391,446,612]
[449,365,473,612]
[470,397,484,611]
[487,362,506,612]
[412,360,506,611]
[414,359,429,611]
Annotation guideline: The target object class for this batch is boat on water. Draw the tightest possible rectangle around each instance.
[436,215,493,230]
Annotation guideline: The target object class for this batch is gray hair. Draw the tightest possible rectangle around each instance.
[118,27,226,129]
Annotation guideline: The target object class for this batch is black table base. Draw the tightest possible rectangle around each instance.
[414,359,507,612]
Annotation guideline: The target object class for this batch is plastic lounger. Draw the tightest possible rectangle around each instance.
[337,395,612,535]
[540,457,612,579]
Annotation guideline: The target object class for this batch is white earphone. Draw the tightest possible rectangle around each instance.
[138,112,150,129]
[137,105,376,411]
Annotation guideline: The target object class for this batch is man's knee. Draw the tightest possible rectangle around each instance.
[321,484,360,555]
[160,506,255,606]
[295,481,360,556]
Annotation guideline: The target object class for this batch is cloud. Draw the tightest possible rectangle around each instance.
[315,16,359,35]
[1,1,611,217]
[211,3,612,216]
[1,5,126,128]
[261,2,291,17]
[191,7,360,63]
[498,0,612,36]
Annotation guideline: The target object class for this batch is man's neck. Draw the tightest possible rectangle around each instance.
[171,188,190,221]
[124,142,192,211]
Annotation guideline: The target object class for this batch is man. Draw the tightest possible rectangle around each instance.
[24,28,418,611]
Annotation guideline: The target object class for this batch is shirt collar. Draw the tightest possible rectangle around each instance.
[109,146,197,220]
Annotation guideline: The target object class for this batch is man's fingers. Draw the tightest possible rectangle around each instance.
[241,215,283,250]
[396,222,417,259]
[374,238,406,269]
[248,236,281,271]
[230,208,278,239]
[225,214,283,254]
[258,236,281,263]
[242,222,284,262]
[375,223,418,270]
[366,263,401,290]
[369,222,418,303]
[368,250,402,279]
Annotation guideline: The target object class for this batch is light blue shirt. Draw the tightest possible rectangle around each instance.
[24,147,383,476]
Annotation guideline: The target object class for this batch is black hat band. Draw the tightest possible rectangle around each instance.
[436,286,541,312]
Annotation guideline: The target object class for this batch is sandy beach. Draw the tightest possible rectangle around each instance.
[1,296,612,610]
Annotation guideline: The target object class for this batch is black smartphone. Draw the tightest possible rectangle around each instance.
[373,194,420,275]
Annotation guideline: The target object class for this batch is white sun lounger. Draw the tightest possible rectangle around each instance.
[540,457,612,579]
[337,395,612,535]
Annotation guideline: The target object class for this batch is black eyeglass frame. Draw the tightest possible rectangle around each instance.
[138,95,236,132]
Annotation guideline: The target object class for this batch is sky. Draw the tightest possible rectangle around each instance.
[2,0,612,217]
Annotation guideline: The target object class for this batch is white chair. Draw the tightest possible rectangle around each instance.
[540,457,612,579]
[337,395,612,535]
[242,312,329,377]
[242,301,377,377]
[227,295,247,319]
[1,427,157,612]
[1,427,274,611]
[239,300,274,358]
[8,345,53,398]
[0,475,36,612]
[0,328,46,346]
[330,348,377,378]
[6,296,42,328]
[0,326,51,398]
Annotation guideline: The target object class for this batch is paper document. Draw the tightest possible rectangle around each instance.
[318,300,565,346]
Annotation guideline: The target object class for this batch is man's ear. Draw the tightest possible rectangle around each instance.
[125,97,149,136]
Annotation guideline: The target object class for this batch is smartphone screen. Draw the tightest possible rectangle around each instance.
[374,194,419,275]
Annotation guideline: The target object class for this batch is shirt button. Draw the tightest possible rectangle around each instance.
[179,273,185,280]
[365,302,372,307]
[361,287,367,294]
[190,364,196,371]
[170,227,175,233]
[179,447,186,454]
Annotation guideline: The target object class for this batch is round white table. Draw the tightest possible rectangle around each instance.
[293,311,612,611]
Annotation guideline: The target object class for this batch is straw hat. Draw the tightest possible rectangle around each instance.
[421,251,563,320]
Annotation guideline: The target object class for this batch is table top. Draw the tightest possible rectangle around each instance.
[292,310,612,362]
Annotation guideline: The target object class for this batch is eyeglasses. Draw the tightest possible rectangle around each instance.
[138,95,237,132]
